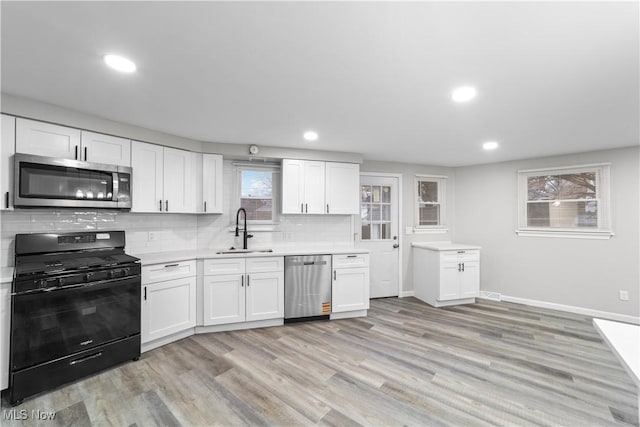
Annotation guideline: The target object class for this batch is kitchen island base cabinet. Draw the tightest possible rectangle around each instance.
[412,242,481,308]
[331,254,370,317]
[141,260,197,352]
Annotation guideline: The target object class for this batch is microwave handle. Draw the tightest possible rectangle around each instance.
[112,172,119,202]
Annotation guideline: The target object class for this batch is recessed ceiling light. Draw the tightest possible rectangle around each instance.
[103,54,136,73]
[303,131,318,141]
[451,86,477,103]
[483,141,499,150]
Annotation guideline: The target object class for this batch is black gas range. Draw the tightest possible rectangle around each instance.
[8,231,141,405]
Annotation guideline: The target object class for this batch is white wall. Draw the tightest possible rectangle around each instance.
[361,160,455,294]
[454,146,639,318]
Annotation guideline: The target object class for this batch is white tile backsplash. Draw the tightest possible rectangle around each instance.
[0,161,354,266]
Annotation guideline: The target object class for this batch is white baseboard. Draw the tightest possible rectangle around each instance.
[400,291,415,298]
[478,291,640,325]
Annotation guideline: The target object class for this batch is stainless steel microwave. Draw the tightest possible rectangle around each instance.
[14,154,132,209]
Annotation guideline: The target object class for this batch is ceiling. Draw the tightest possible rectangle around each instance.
[1,1,638,167]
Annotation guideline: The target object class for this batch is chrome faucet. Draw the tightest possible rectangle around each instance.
[235,208,253,250]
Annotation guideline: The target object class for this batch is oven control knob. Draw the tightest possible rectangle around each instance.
[38,279,47,288]
[58,278,65,286]
[109,270,116,279]
[85,272,94,282]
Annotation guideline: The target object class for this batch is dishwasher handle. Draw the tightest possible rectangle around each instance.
[288,260,328,266]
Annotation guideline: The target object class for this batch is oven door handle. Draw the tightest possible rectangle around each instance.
[12,276,140,296]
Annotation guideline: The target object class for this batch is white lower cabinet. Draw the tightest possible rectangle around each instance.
[412,243,480,307]
[202,257,284,326]
[332,254,370,313]
[141,260,197,348]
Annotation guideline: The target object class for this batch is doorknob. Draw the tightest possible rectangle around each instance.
[393,243,399,249]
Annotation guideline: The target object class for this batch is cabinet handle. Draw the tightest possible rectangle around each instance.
[241,275,244,287]
[164,263,178,268]
[458,263,461,272]
[144,286,147,301]
[301,203,303,213]
[347,255,357,258]
[84,146,88,161]
[4,191,9,209]
[247,275,250,287]
[305,203,308,213]
[159,200,163,212]
[74,145,78,160]
[333,270,336,280]
[326,204,329,214]
[165,200,168,212]
[204,201,207,212]
[462,263,465,272]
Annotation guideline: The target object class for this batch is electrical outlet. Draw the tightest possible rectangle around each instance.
[148,231,157,242]
[619,290,629,301]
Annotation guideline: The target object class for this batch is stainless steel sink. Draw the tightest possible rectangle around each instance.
[215,248,274,255]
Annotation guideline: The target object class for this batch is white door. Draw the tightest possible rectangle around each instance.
[131,141,164,212]
[202,153,223,213]
[325,162,359,214]
[245,272,284,321]
[303,160,325,214]
[332,267,370,312]
[16,118,81,159]
[142,277,196,343]
[80,131,131,166]
[163,147,193,213]
[358,174,400,298]
[281,159,305,214]
[1,115,16,210]
[439,263,461,301]
[203,274,246,326]
[459,261,480,298]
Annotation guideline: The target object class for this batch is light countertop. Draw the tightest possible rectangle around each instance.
[135,246,369,266]
[411,241,481,251]
[593,318,640,387]
[1,267,14,283]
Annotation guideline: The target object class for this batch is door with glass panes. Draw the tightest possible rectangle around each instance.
[358,174,400,298]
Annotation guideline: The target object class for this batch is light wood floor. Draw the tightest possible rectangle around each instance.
[2,297,639,426]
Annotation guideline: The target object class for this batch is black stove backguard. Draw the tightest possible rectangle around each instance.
[8,230,141,405]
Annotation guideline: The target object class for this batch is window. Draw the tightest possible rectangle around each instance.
[361,184,392,240]
[517,163,612,239]
[414,175,447,232]
[234,163,280,224]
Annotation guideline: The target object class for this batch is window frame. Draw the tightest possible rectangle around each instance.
[414,175,448,234]
[516,163,613,239]
[232,162,281,228]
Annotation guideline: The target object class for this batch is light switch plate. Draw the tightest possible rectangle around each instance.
[405,227,413,235]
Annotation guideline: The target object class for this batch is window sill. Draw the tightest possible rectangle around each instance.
[515,229,614,240]
[413,227,449,235]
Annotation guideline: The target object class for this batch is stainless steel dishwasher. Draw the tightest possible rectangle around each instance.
[284,255,332,322]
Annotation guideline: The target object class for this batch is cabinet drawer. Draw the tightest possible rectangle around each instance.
[440,250,479,262]
[142,260,196,283]
[204,258,245,276]
[333,254,369,268]
[246,256,284,273]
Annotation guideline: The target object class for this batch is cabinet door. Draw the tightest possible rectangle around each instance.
[202,153,223,214]
[163,147,195,213]
[1,282,10,390]
[332,267,370,313]
[245,271,284,322]
[80,131,131,166]
[1,115,15,211]
[325,162,359,214]
[459,261,479,298]
[131,141,164,212]
[142,277,196,344]
[16,118,81,159]
[203,274,245,325]
[439,262,461,301]
[304,161,326,214]
[282,159,305,214]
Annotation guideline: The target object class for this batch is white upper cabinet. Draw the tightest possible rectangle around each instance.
[163,147,195,213]
[325,162,359,214]
[16,118,80,159]
[282,159,358,215]
[15,118,131,166]
[131,141,197,213]
[1,115,16,210]
[201,153,223,214]
[80,131,131,166]
[131,141,165,213]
